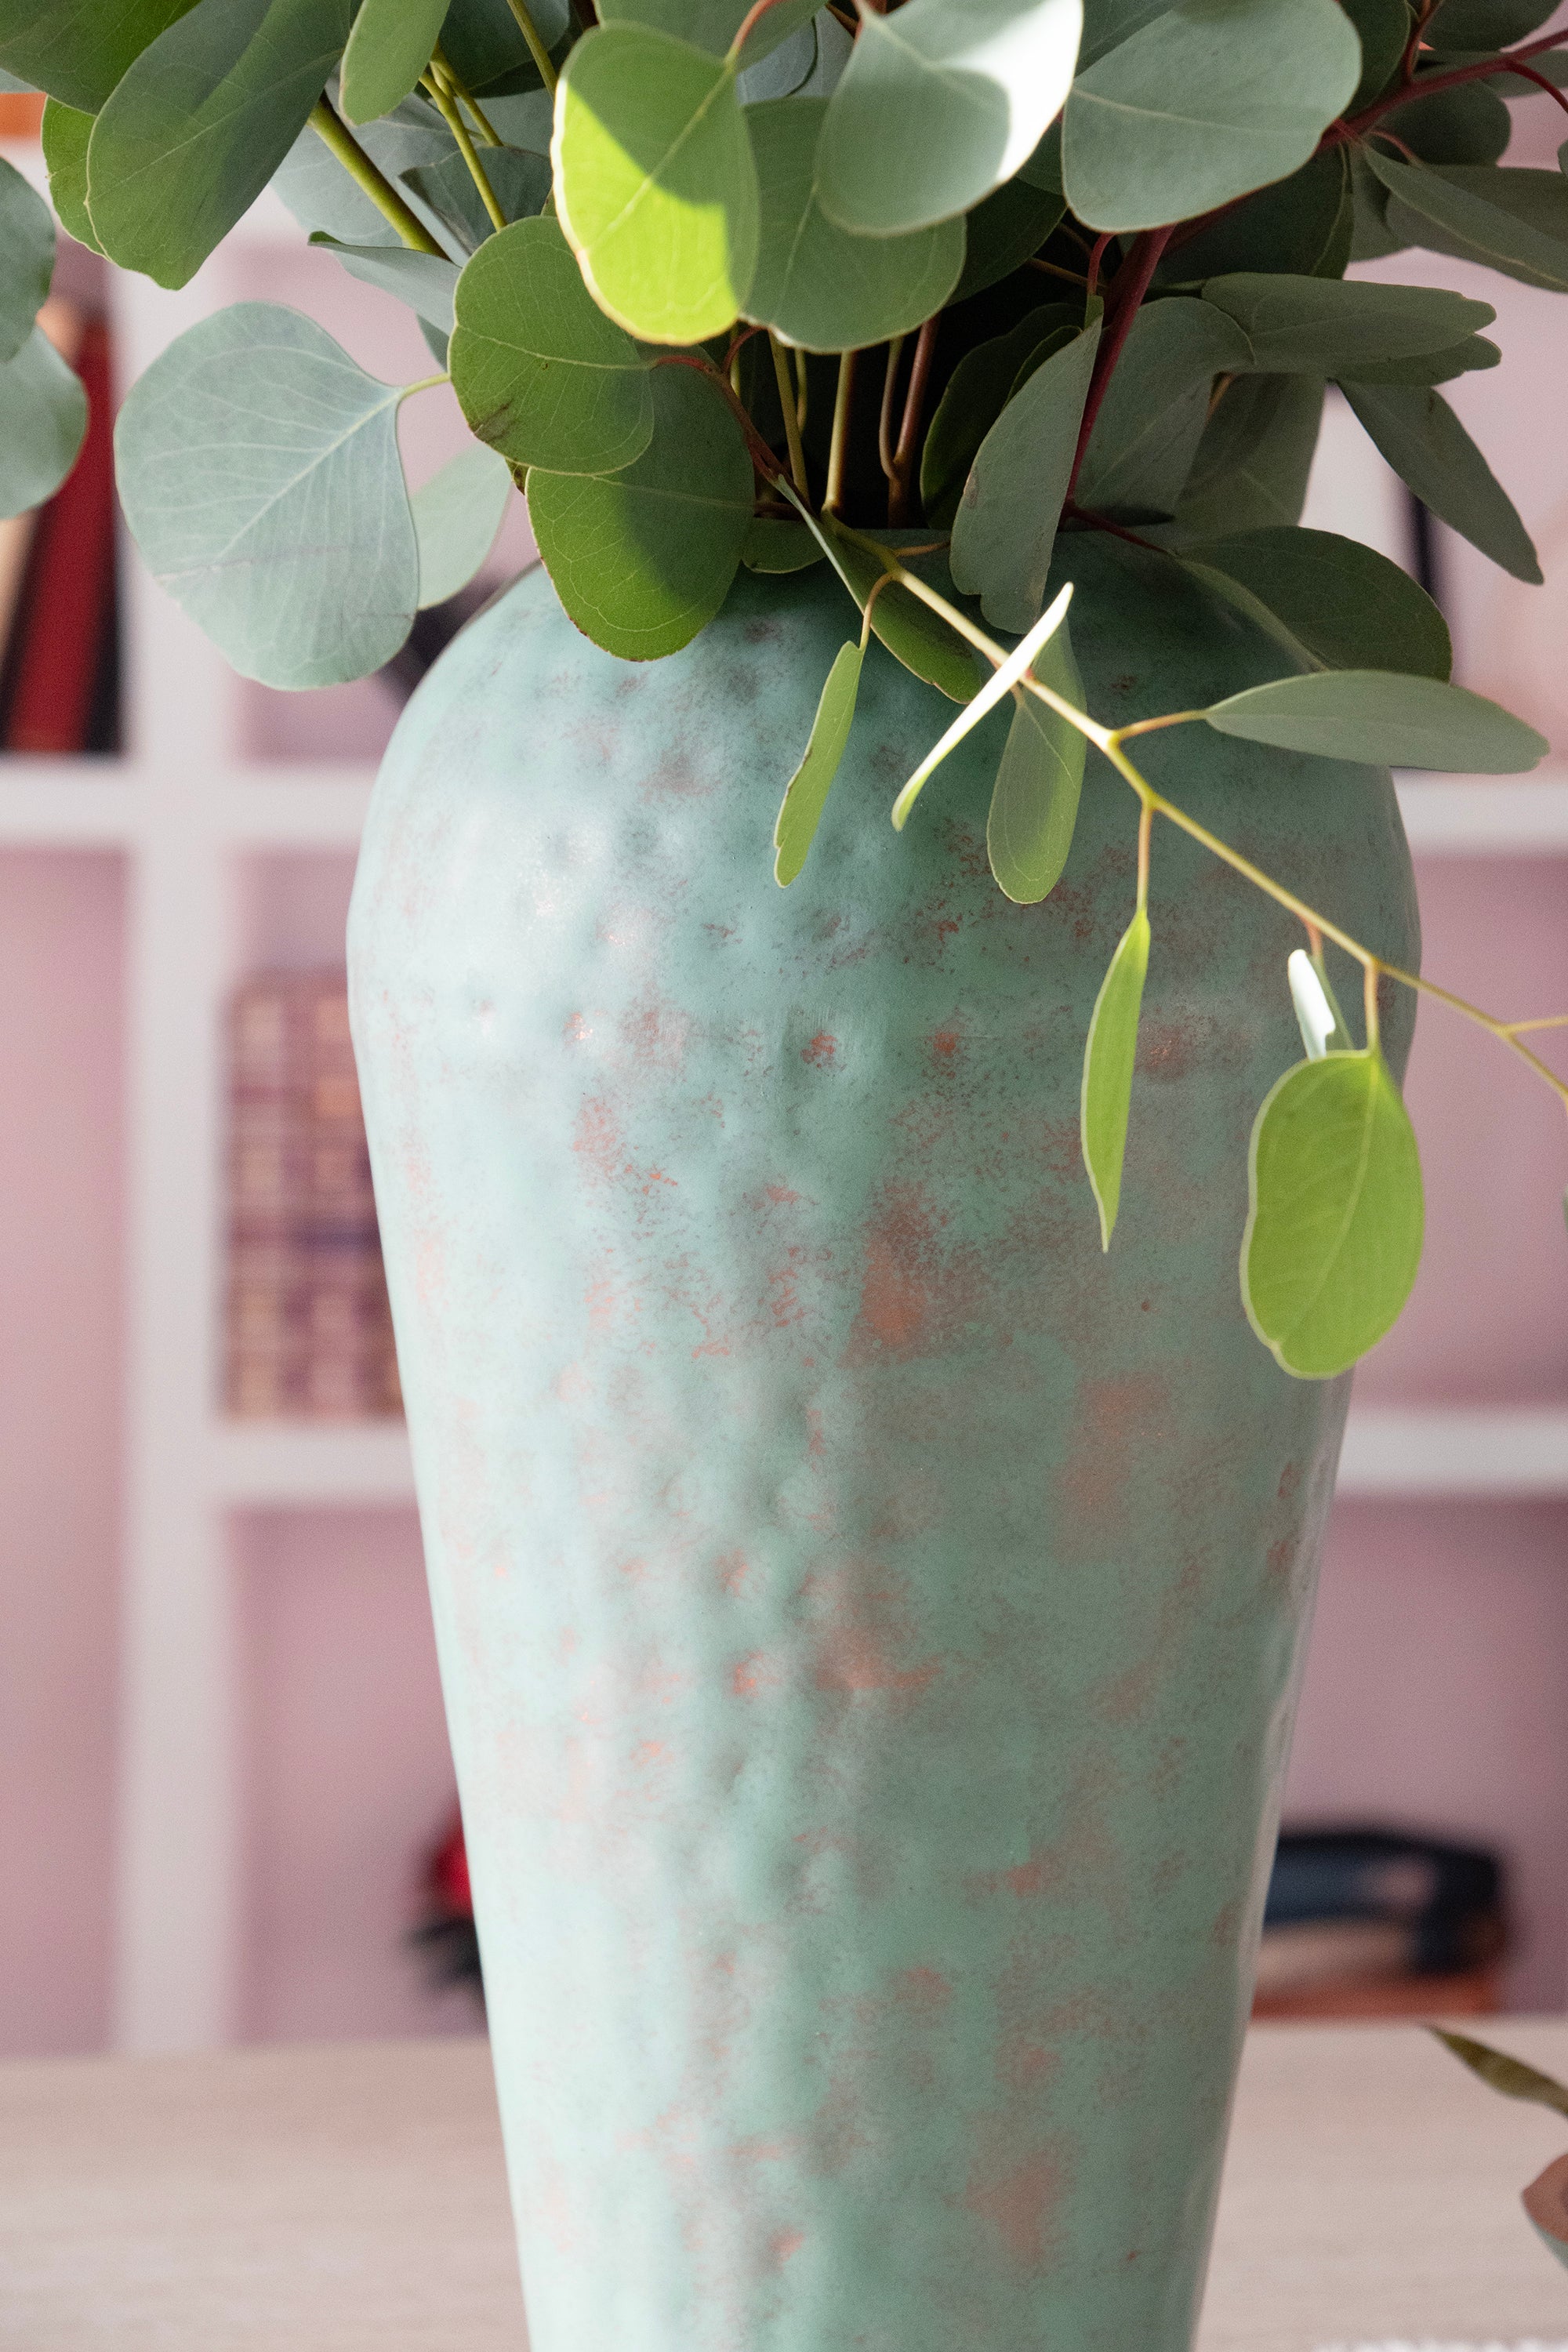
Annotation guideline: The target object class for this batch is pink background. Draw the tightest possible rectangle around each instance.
[8,89,1568,2054]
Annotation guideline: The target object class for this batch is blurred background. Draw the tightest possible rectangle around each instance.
[5,78,1568,2061]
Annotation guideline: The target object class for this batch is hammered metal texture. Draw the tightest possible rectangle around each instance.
[347,548,1419,2352]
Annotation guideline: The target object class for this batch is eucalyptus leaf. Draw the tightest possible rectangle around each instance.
[951,180,1066,303]
[451,214,654,473]
[1079,0,1171,67]
[527,359,753,659]
[310,235,460,329]
[892,581,1073,828]
[1242,1047,1423,1378]
[742,515,823,572]
[0,152,55,365]
[1076,296,1250,517]
[920,304,1076,528]
[1342,379,1541,583]
[0,0,198,114]
[1178,527,1452,680]
[114,302,419,688]
[86,0,353,289]
[0,325,87,520]
[1157,148,1352,283]
[987,623,1086,904]
[1342,0,1409,108]
[1204,271,1494,372]
[1063,0,1359,233]
[815,527,978,703]
[1287,948,1350,1058]
[42,100,103,258]
[1382,78,1512,165]
[1174,372,1324,534]
[412,441,512,607]
[815,0,1084,236]
[600,0,818,63]
[1429,2027,1568,2122]
[403,143,553,252]
[1426,0,1559,43]
[1339,333,1500,386]
[270,101,455,250]
[442,0,570,95]
[1204,669,1547,769]
[340,0,448,124]
[949,307,1102,633]
[775,637,862,884]
[1368,157,1568,295]
[1081,907,1151,1250]
[553,23,759,346]
[743,96,965,351]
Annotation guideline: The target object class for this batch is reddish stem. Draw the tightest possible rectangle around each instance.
[1066,226,1172,503]
[1325,20,1568,146]
[888,314,939,524]
[1085,230,1113,302]
[1508,60,1568,119]
[730,0,805,54]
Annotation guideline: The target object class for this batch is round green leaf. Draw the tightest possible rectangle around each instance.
[775,637,862,884]
[1081,906,1151,1250]
[1063,0,1360,233]
[527,359,753,658]
[340,0,449,124]
[114,302,419,688]
[0,325,87,520]
[1341,0,1408,107]
[742,96,964,351]
[0,150,55,363]
[412,442,512,607]
[86,0,354,289]
[1242,1047,1424,1379]
[441,0,570,96]
[42,98,103,257]
[451,214,654,474]
[0,0,198,114]
[1158,147,1352,283]
[1177,528,1452,681]
[553,22,759,345]
[986,622,1086,905]
[1203,670,1548,771]
[815,0,1083,236]
[1383,78,1512,166]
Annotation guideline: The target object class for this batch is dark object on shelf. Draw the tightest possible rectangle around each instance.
[410,1810,483,1998]
[1255,1825,1506,2020]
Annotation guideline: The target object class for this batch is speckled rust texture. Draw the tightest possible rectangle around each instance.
[347,546,1419,2352]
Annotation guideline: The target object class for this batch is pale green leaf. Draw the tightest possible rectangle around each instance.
[818,527,979,705]
[1368,156,1568,295]
[310,235,460,329]
[1063,0,1359,233]
[527,358,753,658]
[1174,372,1324,535]
[949,307,1101,633]
[412,441,511,607]
[775,638,862,884]
[0,151,55,364]
[1430,2027,1568,2122]
[1341,379,1541,584]
[42,100,103,258]
[1176,528,1452,680]
[87,0,352,289]
[599,0,818,63]
[340,0,448,123]
[1242,1047,1423,1377]
[986,622,1086,903]
[553,22,759,345]
[1204,670,1547,770]
[815,0,1083,236]
[743,96,964,351]
[920,303,1076,528]
[0,0,197,113]
[742,515,823,572]
[114,302,418,688]
[1287,948,1350,1059]
[451,215,653,473]
[0,325,87,520]
[1203,271,1494,372]
[952,180,1065,303]
[402,144,552,252]
[893,581,1073,829]
[1081,906,1151,1250]
[1076,296,1250,517]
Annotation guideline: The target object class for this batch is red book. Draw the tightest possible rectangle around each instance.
[5,316,115,753]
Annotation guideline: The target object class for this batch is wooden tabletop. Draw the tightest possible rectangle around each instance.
[4,2022,1568,2350]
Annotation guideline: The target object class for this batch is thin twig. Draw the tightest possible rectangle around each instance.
[431,45,503,143]
[307,100,444,254]
[889,314,938,525]
[503,0,558,91]
[768,331,809,498]
[1067,227,1172,502]
[824,349,858,517]
[878,336,906,486]
[422,71,506,232]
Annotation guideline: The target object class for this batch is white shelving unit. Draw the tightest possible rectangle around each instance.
[9,147,1568,2051]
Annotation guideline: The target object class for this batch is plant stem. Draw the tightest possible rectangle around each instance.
[1026,256,1091,288]
[505,0,558,92]
[793,346,808,435]
[824,349,858,517]
[889,314,938,525]
[1327,20,1568,146]
[1363,958,1381,1054]
[432,45,503,143]
[878,336,906,486]
[1067,227,1171,502]
[423,71,507,231]
[307,99,444,253]
[768,332,810,497]
[1134,793,1152,916]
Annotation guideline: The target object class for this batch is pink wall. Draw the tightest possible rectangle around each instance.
[0,851,124,2057]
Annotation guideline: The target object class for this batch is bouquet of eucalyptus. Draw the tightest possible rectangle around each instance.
[3,0,1567,1375]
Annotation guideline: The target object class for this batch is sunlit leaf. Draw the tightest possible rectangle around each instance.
[114,302,418,687]
[1081,906,1151,1250]
[0,151,55,363]
[818,526,979,705]
[987,622,1086,903]
[527,358,753,658]
[775,638,862,884]
[1243,1047,1423,1377]
[553,22,759,345]
[1176,528,1452,681]
[87,0,353,289]
[1063,0,1359,232]
[1203,271,1494,372]
[412,442,512,607]
[1076,295,1249,517]
[893,581,1073,829]
[1340,380,1541,583]
[1204,669,1546,770]
[0,325,87,520]
[42,100,103,257]
[816,0,1083,235]
[339,0,448,124]
[310,235,460,329]
[0,0,197,113]
[450,214,653,473]
[1286,947,1350,1060]
[949,307,1101,632]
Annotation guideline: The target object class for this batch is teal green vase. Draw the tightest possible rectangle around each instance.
[347,545,1417,2351]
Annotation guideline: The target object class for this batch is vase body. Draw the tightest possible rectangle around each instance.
[347,548,1418,2352]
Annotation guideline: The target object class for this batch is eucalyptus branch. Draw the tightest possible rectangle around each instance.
[889,314,939,526]
[769,332,810,499]
[422,70,507,232]
[1068,227,1172,502]
[824,350,858,517]
[878,336,906,487]
[1327,19,1568,146]
[504,0,559,92]
[307,100,444,255]
[431,46,503,144]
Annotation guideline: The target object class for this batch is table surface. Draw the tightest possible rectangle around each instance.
[5,2022,1568,2350]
